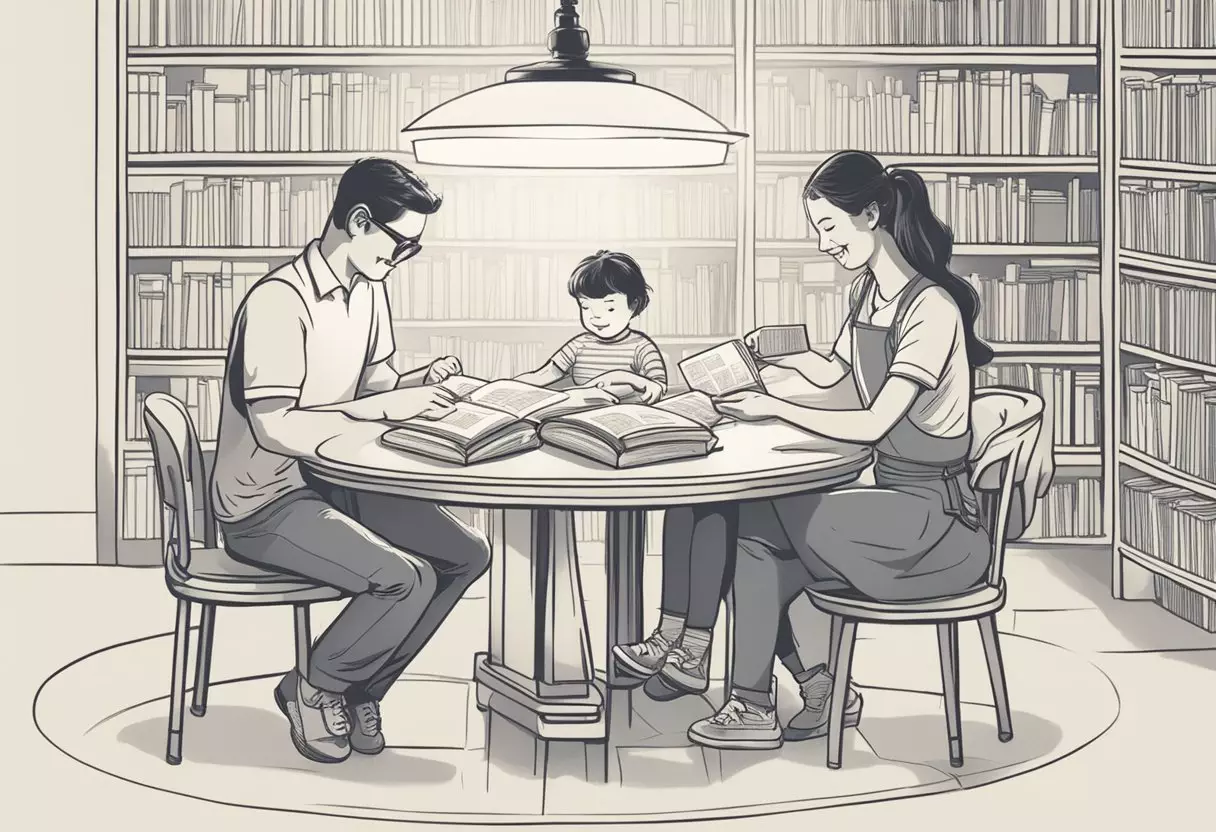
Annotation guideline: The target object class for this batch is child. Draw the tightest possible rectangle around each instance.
[516,250,668,403]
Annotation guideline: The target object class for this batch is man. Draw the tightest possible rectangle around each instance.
[209,158,490,764]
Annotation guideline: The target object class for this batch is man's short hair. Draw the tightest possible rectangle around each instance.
[330,158,442,229]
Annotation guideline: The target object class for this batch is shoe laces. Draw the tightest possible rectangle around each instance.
[353,701,381,736]
[802,674,833,711]
[709,698,748,726]
[667,644,697,670]
[636,628,676,659]
[317,691,350,735]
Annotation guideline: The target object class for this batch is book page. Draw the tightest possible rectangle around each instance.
[566,404,696,438]
[466,380,570,419]
[655,391,722,427]
[396,402,515,442]
[678,341,764,397]
[435,375,488,399]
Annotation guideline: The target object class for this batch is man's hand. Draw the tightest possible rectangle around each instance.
[346,386,457,422]
[425,355,463,384]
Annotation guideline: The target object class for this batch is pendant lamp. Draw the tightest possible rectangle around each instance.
[399,0,747,169]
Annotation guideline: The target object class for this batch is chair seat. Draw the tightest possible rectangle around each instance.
[166,544,345,605]
[806,580,1006,623]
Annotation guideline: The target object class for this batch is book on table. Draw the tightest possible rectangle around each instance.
[379,376,609,464]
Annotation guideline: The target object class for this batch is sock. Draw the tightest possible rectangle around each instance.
[680,626,712,657]
[733,686,774,710]
[780,652,808,679]
[657,611,686,640]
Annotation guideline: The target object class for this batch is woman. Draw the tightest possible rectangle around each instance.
[616,149,996,750]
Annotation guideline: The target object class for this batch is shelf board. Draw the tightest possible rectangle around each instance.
[1019,536,1108,546]
[128,152,737,177]
[1119,343,1216,375]
[755,241,1098,256]
[989,342,1101,357]
[1118,543,1216,603]
[125,439,216,455]
[128,350,228,374]
[1055,447,1103,467]
[127,44,736,67]
[1119,445,1216,501]
[757,153,1099,174]
[756,45,1097,66]
[1120,160,1216,184]
[1120,250,1216,287]
[1121,48,1216,69]
[130,241,737,258]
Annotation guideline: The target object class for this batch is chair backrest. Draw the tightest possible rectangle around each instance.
[968,387,1045,587]
[143,393,216,572]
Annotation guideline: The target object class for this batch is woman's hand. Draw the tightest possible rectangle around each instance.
[712,391,785,422]
[425,355,463,384]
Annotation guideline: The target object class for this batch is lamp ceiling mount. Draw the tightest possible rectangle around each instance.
[504,0,635,83]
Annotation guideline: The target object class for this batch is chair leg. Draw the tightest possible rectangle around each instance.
[828,615,843,677]
[722,590,735,706]
[826,619,858,770]
[191,604,216,717]
[166,598,191,765]
[293,604,312,678]
[978,615,1013,742]
[936,622,963,768]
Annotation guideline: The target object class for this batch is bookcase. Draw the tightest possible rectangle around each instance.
[100,0,1117,565]
[1110,0,1216,630]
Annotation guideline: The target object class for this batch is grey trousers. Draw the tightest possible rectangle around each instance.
[220,480,491,702]
[658,504,738,630]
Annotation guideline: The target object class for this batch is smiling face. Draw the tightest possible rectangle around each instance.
[577,292,634,340]
[346,206,427,282]
[804,195,879,272]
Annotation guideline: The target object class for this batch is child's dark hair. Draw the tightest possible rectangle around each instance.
[568,250,652,315]
[804,150,994,367]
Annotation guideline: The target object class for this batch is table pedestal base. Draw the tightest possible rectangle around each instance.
[473,653,603,740]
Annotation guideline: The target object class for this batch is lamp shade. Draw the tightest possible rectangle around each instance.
[399,2,746,169]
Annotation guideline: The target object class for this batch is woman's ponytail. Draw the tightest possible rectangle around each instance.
[885,167,994,367]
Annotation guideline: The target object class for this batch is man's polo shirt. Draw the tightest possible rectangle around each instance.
[210,240,395,523]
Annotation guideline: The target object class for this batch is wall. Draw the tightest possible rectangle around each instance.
[0,2,99,561]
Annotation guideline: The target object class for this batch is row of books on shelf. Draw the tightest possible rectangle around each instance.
[756,69,1098,156]
[127,0,734,48]
[1119,276,1216,366]
[1122,0,1216,49]
[130,260,267,350]
[1121,76,1216,167]
[1119,180,1216,268]
[1153,574,1216,632]
[1123,362,1216,483]
[391,254,738,337]
[389,340,547,381]
[127,66,731,155]
[757,172,1098,244]
[756,0,1098,46]
[754,259,848,344]
[127,175,738,248]
[965,262,1101,343]
[1121,475,1216,585]
[127,377,224,442]
[1030,476,1102,538]
[975,364,1101,446]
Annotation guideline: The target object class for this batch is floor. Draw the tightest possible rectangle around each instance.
[6,542,1216,831]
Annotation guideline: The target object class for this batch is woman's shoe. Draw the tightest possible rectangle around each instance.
[612,627,680,680]
[657,641,711,693]
[783,664,864,741]
[687,695,783,750]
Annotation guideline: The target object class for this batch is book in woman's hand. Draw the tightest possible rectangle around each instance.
[380,377,615,464]
[747,324,811,358]
[539,402,720,469]
[678,340,768,397]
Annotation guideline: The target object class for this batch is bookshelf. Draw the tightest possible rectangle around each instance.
[1111,0,1216,631]
[101,0,1121,564]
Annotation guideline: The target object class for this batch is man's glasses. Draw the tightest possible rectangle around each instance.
[367,216,422,267]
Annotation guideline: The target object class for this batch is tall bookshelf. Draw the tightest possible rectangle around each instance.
[753,0,1109,546]
[100,0,1118,564]
[1110,0,1216,630]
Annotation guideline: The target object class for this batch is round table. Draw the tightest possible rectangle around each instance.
[305,415,872,783]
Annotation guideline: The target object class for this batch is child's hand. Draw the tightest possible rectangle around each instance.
[635,379,665,404]
[425,355,462,384]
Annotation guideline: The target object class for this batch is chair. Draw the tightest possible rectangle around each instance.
[808,387,1045,770]
[143,393,345,765]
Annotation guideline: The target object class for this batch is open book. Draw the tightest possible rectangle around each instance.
[539,397,721,469]
[678,340,768,398]
[379,377,608,464]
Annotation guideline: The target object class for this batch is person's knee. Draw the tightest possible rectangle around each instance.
[369,553,437,601]
[457,529,492,580]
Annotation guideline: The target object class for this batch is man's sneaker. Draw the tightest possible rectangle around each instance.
[657,641,710,693]
[273,670,351,763]
[783,663,864,742]
[687,696,783,750]
[612,627,679,680]
[348,700,386,755]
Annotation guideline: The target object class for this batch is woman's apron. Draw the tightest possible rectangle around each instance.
[768,272,990,602]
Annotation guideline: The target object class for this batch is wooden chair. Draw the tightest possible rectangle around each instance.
[143,392,345,765]
[808,388,1044,770]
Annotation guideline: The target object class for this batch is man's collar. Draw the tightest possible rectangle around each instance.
[303,239,346,299]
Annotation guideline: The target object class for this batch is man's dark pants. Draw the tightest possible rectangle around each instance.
[219,476,491,702]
